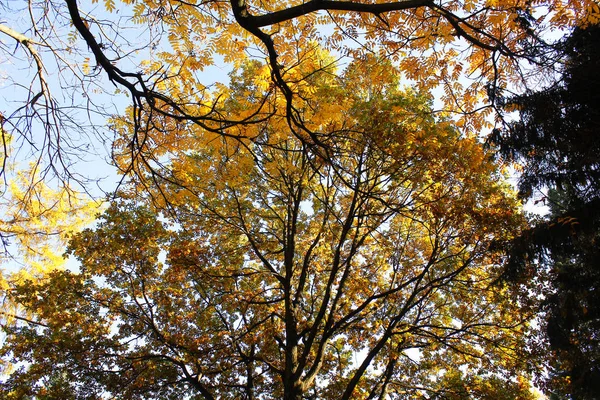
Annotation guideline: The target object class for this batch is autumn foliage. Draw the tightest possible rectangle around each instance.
[1,57,537,399]
[1,0,597,398]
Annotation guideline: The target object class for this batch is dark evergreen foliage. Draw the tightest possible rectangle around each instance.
[490,24,600,201]
[490,24,600,399]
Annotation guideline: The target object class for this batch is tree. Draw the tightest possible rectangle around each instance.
[489,23,600,399]
[0,160,98,371]
[1,57,537,399]
[0,0,115,189]
[63,0,595,162]
[0,0,595,286]
[0,162,97,282]
[2,0,598,186]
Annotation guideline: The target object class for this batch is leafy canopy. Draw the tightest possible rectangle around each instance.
[1,56,537,399]
[1,0,599,189]
[0,0,596,290]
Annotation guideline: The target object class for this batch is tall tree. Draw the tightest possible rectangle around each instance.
[1,57,536,399]
[490,23,600,399]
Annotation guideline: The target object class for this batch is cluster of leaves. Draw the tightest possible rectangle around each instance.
[0,159,98,317]
[0,56,538,399]
[490,23,600,399]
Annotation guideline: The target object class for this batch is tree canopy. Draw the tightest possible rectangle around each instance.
[1,0,598,398]
[0,57,538,399]
[1,0,598,186]
[0,0,596,263]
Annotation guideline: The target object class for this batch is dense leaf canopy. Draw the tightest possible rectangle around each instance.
[1,58,536,399]
[1,0,597,398]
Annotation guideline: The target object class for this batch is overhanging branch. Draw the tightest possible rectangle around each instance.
[248,0,433,28]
